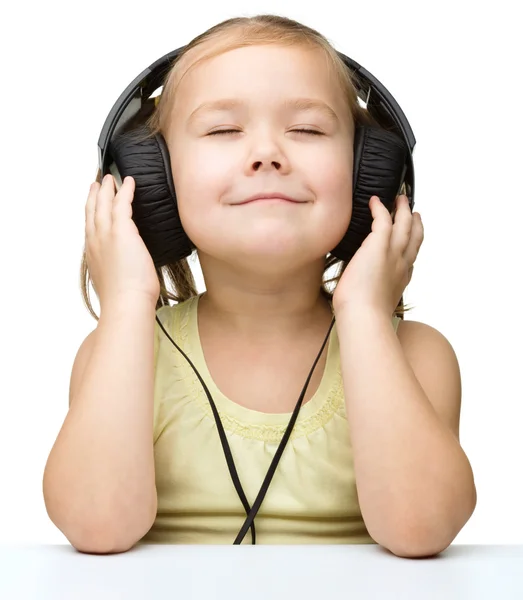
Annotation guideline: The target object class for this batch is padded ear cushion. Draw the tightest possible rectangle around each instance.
[109,125,195,268]
[329,125,410,262]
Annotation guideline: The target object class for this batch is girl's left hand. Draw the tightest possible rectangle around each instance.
[332,194,424,317]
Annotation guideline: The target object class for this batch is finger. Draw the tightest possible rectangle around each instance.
[403,212,424,265]
[390,195,413,254]
[85,182,99,238]
[94,174,115,234]
[369,196,393,247]
[112,176,135,224]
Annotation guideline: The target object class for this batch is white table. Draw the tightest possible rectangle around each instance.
[1,544,522,599]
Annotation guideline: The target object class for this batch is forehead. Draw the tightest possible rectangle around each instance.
[171,44,346,115]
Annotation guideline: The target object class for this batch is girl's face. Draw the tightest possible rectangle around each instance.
[166,44,354,272]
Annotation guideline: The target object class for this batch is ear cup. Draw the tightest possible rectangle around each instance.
[329,125,410,262]
[108,125,196,268]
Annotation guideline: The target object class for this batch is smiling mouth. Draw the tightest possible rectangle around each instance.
[239,198,303,205]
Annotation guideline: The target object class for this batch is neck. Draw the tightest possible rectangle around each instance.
[196,255,334,342]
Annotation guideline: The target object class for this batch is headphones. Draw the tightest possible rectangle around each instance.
[95,45,417,544]
[97,46,416,268]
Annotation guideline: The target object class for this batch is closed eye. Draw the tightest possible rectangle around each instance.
[293,129,324,135]
[207,129,324,136]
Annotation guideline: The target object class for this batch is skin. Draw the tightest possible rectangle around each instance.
[162,43,477,556]
[165,43,355,340]
[332,195,476,556]
[48,41,475,556]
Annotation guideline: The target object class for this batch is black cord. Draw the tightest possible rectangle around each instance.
[233,315,335,544]
[155,315,257,544]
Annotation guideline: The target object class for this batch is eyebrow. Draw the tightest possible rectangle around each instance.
[187,97,340,124]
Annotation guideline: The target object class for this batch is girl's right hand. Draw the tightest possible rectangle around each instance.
[85,174,160,311]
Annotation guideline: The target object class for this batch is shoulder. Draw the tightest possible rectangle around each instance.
[153,296,198,355]
[395,319,458,365]
[396,318,462,440]
[155,303,177,327]
[155,296,195,330]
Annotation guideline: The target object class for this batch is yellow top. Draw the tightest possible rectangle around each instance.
[139,293,400,545]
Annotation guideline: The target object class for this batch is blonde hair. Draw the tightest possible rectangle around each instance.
[81,13,412,320]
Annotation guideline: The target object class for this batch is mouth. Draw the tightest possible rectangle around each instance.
[236,193,306,205]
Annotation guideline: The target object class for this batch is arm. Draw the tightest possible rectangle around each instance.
[42,298,158,554]
[336,306,477,558]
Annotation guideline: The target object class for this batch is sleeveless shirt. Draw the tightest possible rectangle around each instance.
[138,294,400,545]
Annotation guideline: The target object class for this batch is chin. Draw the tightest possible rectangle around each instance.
[228,245,331,273]
[190,223,343,263]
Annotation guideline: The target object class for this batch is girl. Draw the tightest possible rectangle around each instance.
[43,14,476,556]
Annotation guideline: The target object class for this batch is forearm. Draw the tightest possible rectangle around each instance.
[44,298,157,551]
[336,307,475,555]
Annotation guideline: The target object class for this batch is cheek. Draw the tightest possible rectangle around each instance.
[318,161,352,194]
[316,152,354,244]
[170,149,233,243]
[304,137,352,181]
[311,150,353,215]
[172,148,232,206]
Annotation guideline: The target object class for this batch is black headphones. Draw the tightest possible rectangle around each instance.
[96,46,417,544]
[97,46,416,269]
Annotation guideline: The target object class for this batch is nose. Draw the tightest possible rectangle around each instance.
[252,159,282,171]
[246,131,290,174]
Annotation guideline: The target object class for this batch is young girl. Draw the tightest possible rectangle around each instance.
[43,14,476,556]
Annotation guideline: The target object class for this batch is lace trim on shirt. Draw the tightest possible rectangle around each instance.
[172,298,345,442]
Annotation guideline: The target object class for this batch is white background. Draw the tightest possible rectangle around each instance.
[1,0,521,545]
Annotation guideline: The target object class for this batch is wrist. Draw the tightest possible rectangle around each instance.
[333,302,393,325]
[100,293,158,321]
